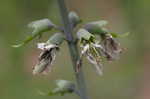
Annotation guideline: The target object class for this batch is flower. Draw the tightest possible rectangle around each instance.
[100,33,122,61]
[32,33,64,75]
[32,43,59,75]
[80,40,105,75]
[77,29,104,75]
[77,28,123,75]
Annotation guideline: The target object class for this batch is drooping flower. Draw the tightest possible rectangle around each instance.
[100,33,122,61]
[33,33,64,75]
[33,43,59,75]
[77,29,104,75]
[83,20,123,61]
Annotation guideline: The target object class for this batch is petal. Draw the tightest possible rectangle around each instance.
[37,43,58,50]
[33,48,57,75]
[81,44,89,54]
[93,43,103,49]
[45,44,57,50]
[93,63,103,76]
[37,43,46,50]
[93,43,114,60]
[76,59,82,72]
[41,49,57,75]
[86,53,103,76]
[33,59,50,75]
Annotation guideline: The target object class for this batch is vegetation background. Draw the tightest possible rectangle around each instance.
[0,0,150,99]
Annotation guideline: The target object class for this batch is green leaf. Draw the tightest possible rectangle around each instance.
[110,32,130,38]
[12,19,55,48]
[47,33,65,45]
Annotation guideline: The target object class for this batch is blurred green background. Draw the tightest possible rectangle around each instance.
[0,0,150,99]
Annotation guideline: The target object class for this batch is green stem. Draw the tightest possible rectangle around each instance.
[57,0,89,99]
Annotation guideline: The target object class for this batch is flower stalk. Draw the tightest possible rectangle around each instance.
[57,0,89,99]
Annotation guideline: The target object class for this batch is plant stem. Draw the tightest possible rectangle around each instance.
[57,0,89,99]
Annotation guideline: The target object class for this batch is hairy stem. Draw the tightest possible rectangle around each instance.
[57,0,89,99]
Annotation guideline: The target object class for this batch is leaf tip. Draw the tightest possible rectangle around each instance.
[11,43,24,48]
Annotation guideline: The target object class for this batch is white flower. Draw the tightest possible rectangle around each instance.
[79,41,104,76]
[33,43,59,75]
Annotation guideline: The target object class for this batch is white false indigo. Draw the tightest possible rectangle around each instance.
[33,33,64,75]
[77,26,124,75]
[83,20,123,61]
[77,29,103,75]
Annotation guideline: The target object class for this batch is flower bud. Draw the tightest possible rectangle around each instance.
[40,80,77,96]
[55,80,75,91]
[69,11,81,28]
[84,20,108,35]
[28,18,56,33]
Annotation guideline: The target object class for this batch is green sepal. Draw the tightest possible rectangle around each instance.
[12,19,55,47]
[47,33,65,45]
[77,28,95,41]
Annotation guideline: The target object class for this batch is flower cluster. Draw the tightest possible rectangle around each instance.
[13,11,125,76]
[77,20,123,75]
